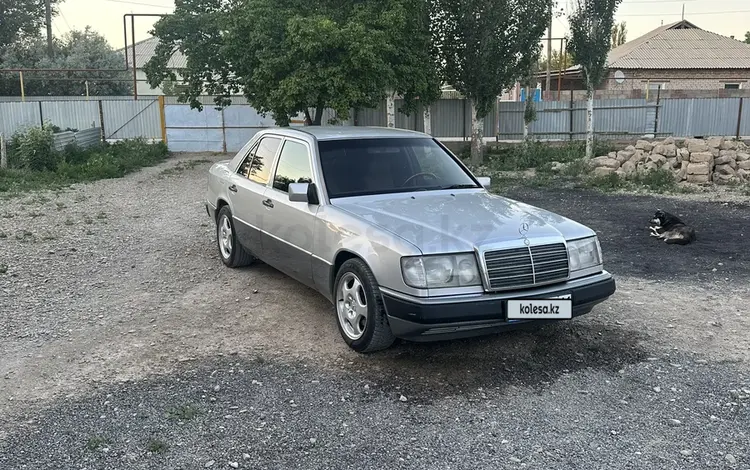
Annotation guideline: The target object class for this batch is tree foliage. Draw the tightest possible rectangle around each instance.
[0,0,59,54]
[611,21,627,49]
[539,49,574,72]
[568,0,622,88]
[431,0,551,120]
[145,0,440,125]
[745,31,750,44]
[0,27,131,96]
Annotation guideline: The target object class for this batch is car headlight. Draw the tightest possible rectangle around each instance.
[567,236,603,273]
[401,254,481,289]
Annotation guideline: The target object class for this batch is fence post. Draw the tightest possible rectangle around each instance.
[463,98,467,141]
[653,85,661,135]
[737,97,744,140]
[568,89,574,141]
[158,95,167,144]
[0,133,7,170]
[98,100,106,141]
[38,101,44,127]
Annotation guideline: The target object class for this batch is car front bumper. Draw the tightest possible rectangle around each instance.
[380,272,616,342]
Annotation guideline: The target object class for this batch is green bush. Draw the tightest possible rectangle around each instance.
[13,126,60,171]
[484,140,617,171]
[1,138,170,194]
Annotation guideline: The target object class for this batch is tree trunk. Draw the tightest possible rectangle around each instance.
[586,79,594,159]
[386,94,396,128]
[523,87,530,141]
[312,103,324,126]
[470,99,484,165]
[423,106,432,135]
[0,133,7,170]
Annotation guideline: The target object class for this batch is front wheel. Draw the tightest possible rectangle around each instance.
[216,206,255,268]
[334,259,395,353]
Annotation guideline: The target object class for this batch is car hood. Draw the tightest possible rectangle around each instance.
[333,190,596,254]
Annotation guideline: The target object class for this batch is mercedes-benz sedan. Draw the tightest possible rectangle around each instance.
[206,127,615,352]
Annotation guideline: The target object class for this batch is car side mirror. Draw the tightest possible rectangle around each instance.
[477,177,491,188]
[288,182,320,205]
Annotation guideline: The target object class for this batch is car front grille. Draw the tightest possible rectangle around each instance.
[483,243,569,290]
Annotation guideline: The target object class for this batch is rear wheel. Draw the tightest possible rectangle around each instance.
[216,206,254,268]
[334,258,395,353]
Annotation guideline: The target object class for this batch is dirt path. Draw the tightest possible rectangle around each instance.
[1,154,749,445]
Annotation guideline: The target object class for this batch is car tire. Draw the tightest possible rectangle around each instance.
[334,258,396,353]
[216,205,255,268]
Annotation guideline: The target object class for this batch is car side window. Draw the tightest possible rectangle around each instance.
[238,136,282,185]
[272,140,313,193]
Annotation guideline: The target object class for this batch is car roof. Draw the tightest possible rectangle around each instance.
[270,126,429,141]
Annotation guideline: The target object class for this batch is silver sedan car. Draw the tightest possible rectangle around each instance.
[206,127,615,352]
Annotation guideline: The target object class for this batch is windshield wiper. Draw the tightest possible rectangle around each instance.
[440,183,479,190]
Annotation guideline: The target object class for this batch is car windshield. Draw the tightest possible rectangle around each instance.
[318,137,479,198]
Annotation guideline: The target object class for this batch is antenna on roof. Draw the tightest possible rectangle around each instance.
[681,4,685,21]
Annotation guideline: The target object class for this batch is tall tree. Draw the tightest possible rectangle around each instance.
[0,27,131,96]
[611,21,627,49]
[145,0,440,126]
[568,0,622,159]
[538,50,574,72]
[0,0,59,56]
[431,0,552,163]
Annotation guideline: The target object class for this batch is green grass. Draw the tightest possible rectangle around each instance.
[480,140,618,171]
[0,139,169,195]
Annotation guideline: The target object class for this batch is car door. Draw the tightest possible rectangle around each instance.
[261,138,318,287]
[228,135,282,259]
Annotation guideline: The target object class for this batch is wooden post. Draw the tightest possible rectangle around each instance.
[0,133,7,170]
[737,97,744,140]
[131,14,138,101]
[38,101,44,127]
[19,72,25,102]
[653,85,661,135]
[98,100,106,141]
[158,95,168,144]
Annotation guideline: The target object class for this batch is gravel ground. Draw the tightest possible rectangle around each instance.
[1,153,749,469]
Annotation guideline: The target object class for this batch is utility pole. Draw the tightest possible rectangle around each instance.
[545,3,552,101]
[45,0,53,57]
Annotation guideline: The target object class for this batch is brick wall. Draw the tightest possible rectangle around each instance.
[543,68,750,101]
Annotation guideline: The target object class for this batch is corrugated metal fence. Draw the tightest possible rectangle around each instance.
[51,127,103,152]
[1,96,748,152]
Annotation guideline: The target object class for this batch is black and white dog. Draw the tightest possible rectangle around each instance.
[649,209,696,245]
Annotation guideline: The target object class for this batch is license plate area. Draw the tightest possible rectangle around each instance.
[507,294,572,321]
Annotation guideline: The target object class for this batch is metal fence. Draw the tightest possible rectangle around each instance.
[52,127,102,152]
[1,96,748,154]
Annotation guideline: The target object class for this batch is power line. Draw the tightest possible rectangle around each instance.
[101,0,173,8]
[619,9,750,16]
[59,11,72,31]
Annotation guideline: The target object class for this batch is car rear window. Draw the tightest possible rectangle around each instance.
[318,137,477,198]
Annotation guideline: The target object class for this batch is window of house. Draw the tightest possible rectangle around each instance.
[272,140,313,193]
[647,82,667,90]
[724,83,741,90]
[238,136,282,185]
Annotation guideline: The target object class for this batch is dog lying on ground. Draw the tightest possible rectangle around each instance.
[649,209,696,245]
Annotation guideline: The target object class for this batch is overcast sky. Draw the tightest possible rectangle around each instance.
[56,0,750,55]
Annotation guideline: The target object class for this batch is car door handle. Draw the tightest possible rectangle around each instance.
[228,184,237,193]
[262,199,274,208]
